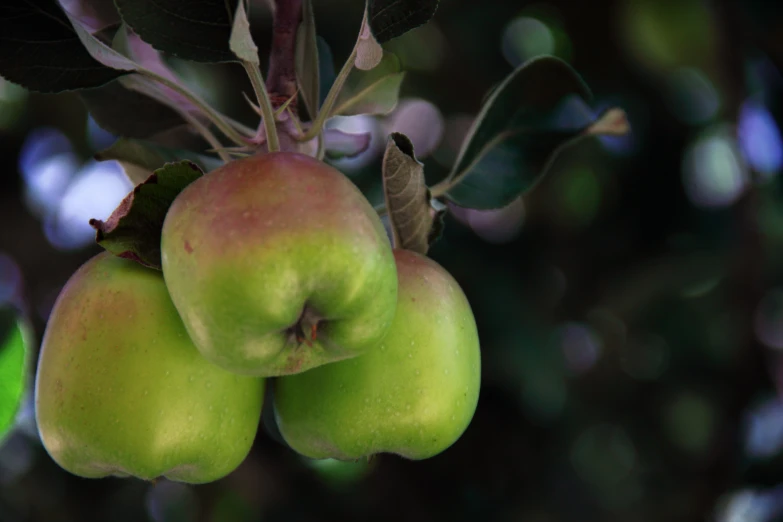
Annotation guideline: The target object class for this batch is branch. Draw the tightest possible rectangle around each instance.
[266,0,303,112]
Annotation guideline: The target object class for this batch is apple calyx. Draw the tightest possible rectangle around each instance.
[287,305,322,348]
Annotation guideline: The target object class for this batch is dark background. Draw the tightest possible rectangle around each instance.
[4,0,783,520]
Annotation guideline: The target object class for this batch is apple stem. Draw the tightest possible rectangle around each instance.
[267,0,303,113]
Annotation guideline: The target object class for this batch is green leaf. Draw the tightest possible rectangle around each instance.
[367,0,439,43]
[0,1,126,93]
[445,107,630,209]
[229,0,258,64]
[382,133,444,254]
[318,36,336,107]
[115,0,238,63]
[0,309,30,444]
[79,80,184,138]
[89,161,205,269]
[449,57,591,183]
[95,138,224,175]
[332,54,405,117]
[332,72,404,116]
[295,0,319,119]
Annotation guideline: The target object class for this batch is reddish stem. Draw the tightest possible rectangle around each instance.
[266,0,302,113]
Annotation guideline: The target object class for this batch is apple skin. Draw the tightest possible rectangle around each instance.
[273,249,481,460]
[35,253,264,484]
[160,152,398,377]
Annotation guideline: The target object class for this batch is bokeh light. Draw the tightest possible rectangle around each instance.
[755,288,783,350]
[619,0,717,70]
[621,333,669,381]
[552,167,602,229]
[303,456,372,486]
[145,480,199,522]
[501,17,555,65]
[87,114,117,151]
[19,128,80,217]
[715,488,783,522]
[664,67,720,125]
[382,98,444,158]
[682,125,749,209]
[0,254,22,306]
[0,432,34,485]
[571,424,636,491]
[0,78,27,130]
[558,322,602,375]
[325,115,384,172]
[744,396,783,458]
[449,198,526,244]
[383,23,447,72]
[664,390,716,455]
[738,100,783,179]
[43,160,133,251]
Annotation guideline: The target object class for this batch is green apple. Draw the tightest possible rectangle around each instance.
[160,152,398,377]
[35,253,264,484]
[274,249,481,460]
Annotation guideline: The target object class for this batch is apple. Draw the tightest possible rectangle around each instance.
[35,253,264,483]
[273,249,481,460]
[160,152,398,377]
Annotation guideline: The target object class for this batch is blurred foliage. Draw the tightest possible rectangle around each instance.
[3,0,783,521]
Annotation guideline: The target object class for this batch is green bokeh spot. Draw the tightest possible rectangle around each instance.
[306,457,371,486]
[0,315,30,442]
[557,167,601,227]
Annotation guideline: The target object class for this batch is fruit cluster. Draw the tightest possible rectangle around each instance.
[34,153,481,484]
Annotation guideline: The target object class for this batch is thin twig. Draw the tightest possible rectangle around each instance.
[243,61,281,152]
[121,75,230,163]
[137,68,253,147]
[300,47,358,141]
[266,0,303,112]
[178,110,231,163]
